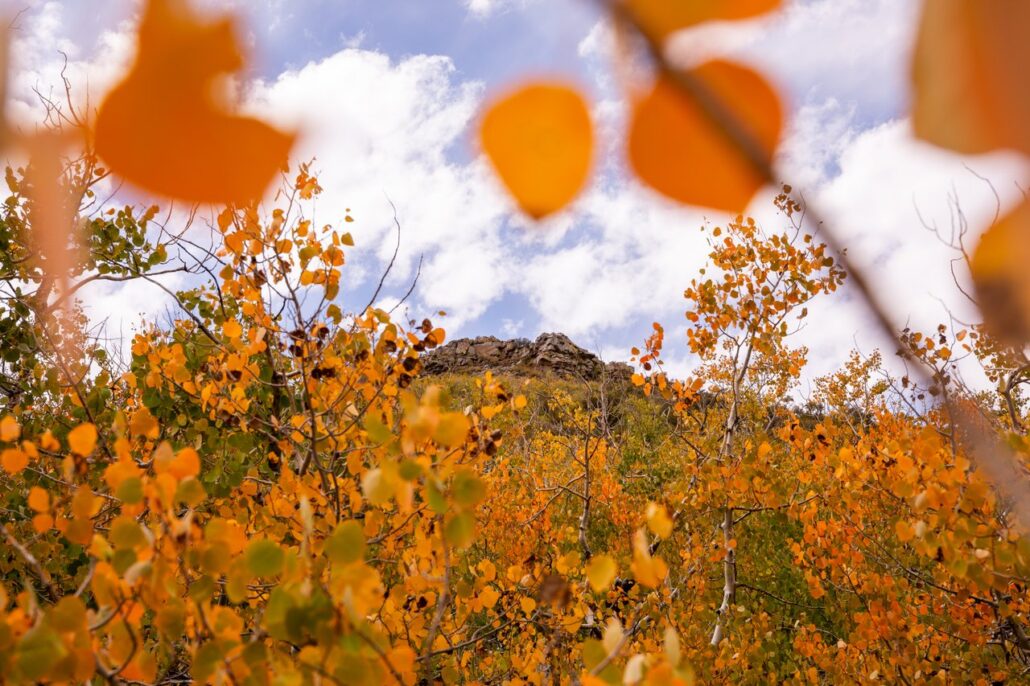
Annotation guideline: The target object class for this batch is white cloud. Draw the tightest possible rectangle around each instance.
[14,0,1030,393]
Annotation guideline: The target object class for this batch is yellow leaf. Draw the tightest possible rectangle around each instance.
[68,423,98,457]
[434,412,470,449]
[0,415,20,442]
[602,617,624,655]
[129,408,160,439]
[223,320,242,340]
[627,0,781,40]
[479,585,501,609]
[664,625,681,666]
[630,529,668,588]
[480,82,593,219]
[971,200,1030,345]
[646,502,673,539]
[895,520,914,543]
[912,0,1030,155]
[628,61,781,213]
[586,554,617,593]
[94,0,294,203]
[362,468,394,506]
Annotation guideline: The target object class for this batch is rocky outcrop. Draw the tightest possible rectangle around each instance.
[422,333,633,382]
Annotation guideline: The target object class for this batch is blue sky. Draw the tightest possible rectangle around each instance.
[7,0,1028,384]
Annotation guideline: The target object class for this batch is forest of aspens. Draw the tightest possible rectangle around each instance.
[1,0,1029,684]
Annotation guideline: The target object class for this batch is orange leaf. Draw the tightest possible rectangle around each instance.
[94,0,294,203]
[1,448,26,474]
[912,0,1030,155]
[627,0,781,40]
[0,415,19,442]
[971,199,1030,345]
[628,61,781,213]
[480,82,593,219]
[68,423,98,457]
[28,487,50,513]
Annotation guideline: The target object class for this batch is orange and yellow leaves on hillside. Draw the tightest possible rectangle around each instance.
[480,82,593,219]
[628,62,781,212]
[912,0,1030,156]
[626,0,781,40]
[971,199,1030,345]
[95,0,294,203]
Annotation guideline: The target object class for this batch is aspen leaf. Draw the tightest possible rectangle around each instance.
[646,502,673,538]
[245,539,285,577]
[362,467,394,505]
[434,412,470,448]
[445,511,476,548]
[17,625,67,681]
[628,61,781,213]
[223,320,242,340]
[912,0,1030,155]
[602,617,624,655]
[479,585,500,609]
[624,654,646,684]
[452,468,487,507]
[586,554,617,593]
[627,0,781,40]
[67,423,98,456]
[480,82,593,219]
[94,0,294,203]
[326,521,365,565]
[170,447,201,480]
[664,625,681,666]
[0,415,19,442]
[630,528,668,588]
[1,447,26,474]
[28,487,49,513]
[970,200,1030,346]
[895,520,914,543]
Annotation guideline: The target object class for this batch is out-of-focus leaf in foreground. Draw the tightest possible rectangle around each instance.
[628,61,782,213]
[480,82,593,220]
[971,200,1030,346]
[95,0,294,203]
[626,0,781,40]
[912,0,1030,156]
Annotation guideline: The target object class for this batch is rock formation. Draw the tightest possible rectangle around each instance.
[422,332,633,382]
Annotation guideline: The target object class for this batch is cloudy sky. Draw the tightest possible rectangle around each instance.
[6,0,1028,386]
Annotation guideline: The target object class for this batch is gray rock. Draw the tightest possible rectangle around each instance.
[422,332,632,382]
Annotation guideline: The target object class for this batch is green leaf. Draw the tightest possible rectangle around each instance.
[245,539,285,577]
[326,521,365,565]
[17,625,66,681]
[363,414,392,444]
[444,511,475,549]
[452,468,486,508]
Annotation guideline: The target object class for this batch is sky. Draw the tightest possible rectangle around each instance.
[5,0,1028,389]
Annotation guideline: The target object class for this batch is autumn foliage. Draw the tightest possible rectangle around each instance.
[1,0,1030,684]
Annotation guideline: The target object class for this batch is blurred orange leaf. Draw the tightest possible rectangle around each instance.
[912,0,1030,156]
[68,423,98,457]
[628,61,781,213]
[480,82,593,219]
[971,199,1030,345]
[26,133,80,305]
[95,0,294,203]
[627,0,781,40]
